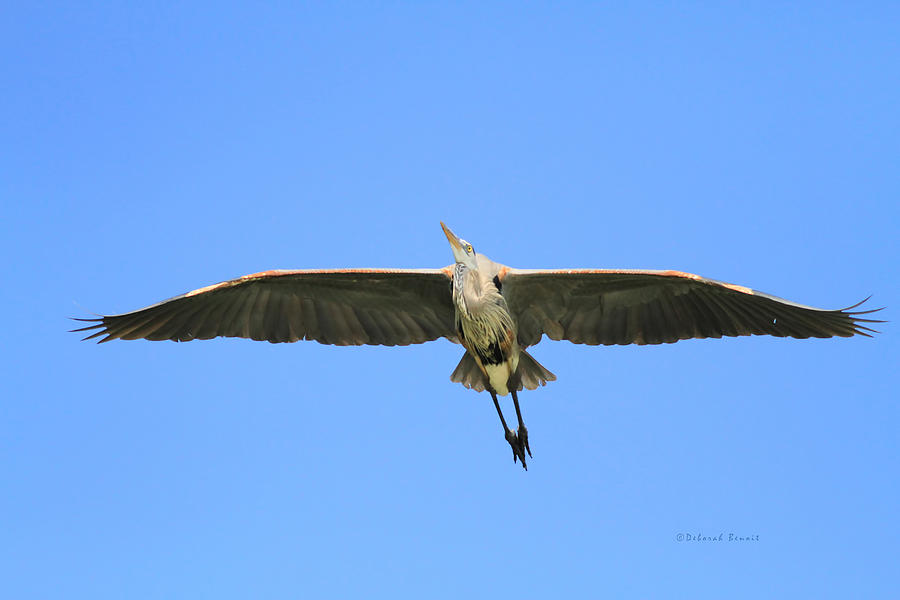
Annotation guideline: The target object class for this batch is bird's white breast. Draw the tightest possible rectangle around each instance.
[484,351,519,397]
[484,363,510,396]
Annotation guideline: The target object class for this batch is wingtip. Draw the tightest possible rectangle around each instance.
[843,297,887,334]
[844,295,885,314]
[70,321,104,333]
[70,316,110,342]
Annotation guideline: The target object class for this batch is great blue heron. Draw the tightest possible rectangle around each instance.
[74,222,881,469]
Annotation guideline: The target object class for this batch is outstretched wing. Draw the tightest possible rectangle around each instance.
[74,268,456,346]
[501,269,882,347]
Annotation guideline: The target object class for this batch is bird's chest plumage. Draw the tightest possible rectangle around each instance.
[456,312,510,365]
[457,314,519,395]
[452,268,519,395]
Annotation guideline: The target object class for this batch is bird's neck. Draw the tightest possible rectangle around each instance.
[454,264,505,319]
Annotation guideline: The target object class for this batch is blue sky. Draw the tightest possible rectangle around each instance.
[2,3,898,598]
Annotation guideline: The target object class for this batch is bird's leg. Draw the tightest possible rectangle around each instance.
[490,390,527,470]
[510,389,531,459]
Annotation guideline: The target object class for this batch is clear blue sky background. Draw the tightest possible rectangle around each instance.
[2,3,898,598]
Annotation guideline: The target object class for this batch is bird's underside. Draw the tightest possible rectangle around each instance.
[73,224,882,470]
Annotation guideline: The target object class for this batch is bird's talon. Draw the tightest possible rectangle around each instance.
[504,429,527,469]
[505,429,517,445]
[518,426,531,458]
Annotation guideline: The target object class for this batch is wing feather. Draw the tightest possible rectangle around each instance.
[501,269,883,347]
[299,297,318,341]
[74,269,455,346]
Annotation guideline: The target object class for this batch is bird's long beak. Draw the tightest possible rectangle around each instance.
[440,221,463,252]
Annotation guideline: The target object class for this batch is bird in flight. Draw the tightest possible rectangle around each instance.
[74,222,881,469]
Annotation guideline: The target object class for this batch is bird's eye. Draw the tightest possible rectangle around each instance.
[466,245,473,253]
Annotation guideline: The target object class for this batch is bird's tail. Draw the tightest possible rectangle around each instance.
[450,352,489,392]
[450,350,556,392]
[516,350,556,390]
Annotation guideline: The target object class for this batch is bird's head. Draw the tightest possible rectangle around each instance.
[441,222,477,269]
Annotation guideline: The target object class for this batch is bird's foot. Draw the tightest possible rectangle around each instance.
[517,425,532,459]
[505,428,528,470]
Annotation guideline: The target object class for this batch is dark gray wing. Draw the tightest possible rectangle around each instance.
[74,268,456,346]
[501,268,882,347]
